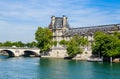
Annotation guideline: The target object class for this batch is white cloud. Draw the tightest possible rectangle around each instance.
[0,0,120,42]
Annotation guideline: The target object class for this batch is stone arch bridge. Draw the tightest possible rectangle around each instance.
[0,47,40,57]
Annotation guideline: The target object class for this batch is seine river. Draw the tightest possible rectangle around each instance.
[0,56,120,79]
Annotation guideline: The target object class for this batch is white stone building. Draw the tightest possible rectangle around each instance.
[48,15,120,59]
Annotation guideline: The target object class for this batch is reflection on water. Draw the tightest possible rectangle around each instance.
[0,55,10,61]
[0,55,9,59]
[0,56,120,79]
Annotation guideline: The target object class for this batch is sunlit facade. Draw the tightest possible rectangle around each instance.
[48,16,120,58]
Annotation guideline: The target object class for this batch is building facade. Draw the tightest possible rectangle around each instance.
[48,16,120,58]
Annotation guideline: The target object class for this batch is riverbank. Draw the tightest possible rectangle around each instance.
[41,56,87,61]
[41,56,120,63]
[41,56,65,59]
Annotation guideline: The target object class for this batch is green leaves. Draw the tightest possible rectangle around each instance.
[59,40,68,45]
[67,39,82,57]
[60,34,88,57]
[52,41,57,46]
[73,35,88,46]
[26,41,37,47]
[93,31,120,57]
[35,27,52,52]
[0,41,25,47]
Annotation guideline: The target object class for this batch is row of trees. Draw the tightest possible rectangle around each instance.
[3,26,120,58]
[35,27,89,57]
[35,27,120,59]
[59,31,120,58]
[92,31,120,58]
[0,41,37,47]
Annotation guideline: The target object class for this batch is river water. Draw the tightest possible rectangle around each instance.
[0,56,120,79]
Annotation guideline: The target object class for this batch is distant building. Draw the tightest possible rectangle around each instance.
[48,15,120,58]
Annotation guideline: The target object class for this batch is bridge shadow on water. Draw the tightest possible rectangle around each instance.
[0,55,15,61]
[23,50,40,57]
[0,55,10,59]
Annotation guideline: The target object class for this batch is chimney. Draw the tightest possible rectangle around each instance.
[51,16,55,26]
[63,15,67,28]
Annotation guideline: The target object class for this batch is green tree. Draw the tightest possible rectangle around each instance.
[17,41,25,47]
[30,41,38,47]
[92,31,120,57]
[60,35,88,57]
[72,35,88,46]
[12,42,19,47]
[52,41,57,47]
[59,40,68,47]
[35,27,52,53]
[114,31,120,39]
[12,41,25,47]
[3,41,12,47]
[26,41,38,47]
[104,35,120,57]
[92,32,107,55]
[67,38,82,57]
[0,42,3,47]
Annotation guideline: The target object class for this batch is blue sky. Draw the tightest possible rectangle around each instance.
[0,0,120,42]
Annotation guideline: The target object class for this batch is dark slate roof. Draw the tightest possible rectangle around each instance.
[49,17,70,29]
[54,17,63,28]
[63,24,120,36]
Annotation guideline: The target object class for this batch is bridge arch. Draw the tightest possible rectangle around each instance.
[0,50,15,57]
[23,50,40,57]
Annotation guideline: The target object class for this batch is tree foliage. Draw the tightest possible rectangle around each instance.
[26,41,38,47]
[60,35,88,57]
[59,40,68,46]
[0,41,38,47]
[35,27,52,52]
[0,41,24,47]
[67,38,82,57]
[52,41,57,46]
[92,31,120,57]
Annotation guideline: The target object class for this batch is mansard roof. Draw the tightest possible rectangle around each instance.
[49,16,70,29]
[54,17,63,28]
[63,24,120,36]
